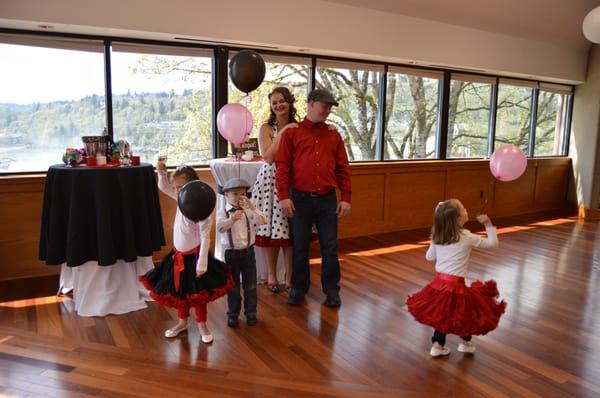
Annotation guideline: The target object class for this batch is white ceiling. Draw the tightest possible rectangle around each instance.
[322,0,600,48]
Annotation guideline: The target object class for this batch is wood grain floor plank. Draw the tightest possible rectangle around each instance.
[0,214,598,397]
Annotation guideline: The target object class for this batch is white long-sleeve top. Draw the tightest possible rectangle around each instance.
[157,170,210,272]
[425,227,499,277]
[216,202,267,250]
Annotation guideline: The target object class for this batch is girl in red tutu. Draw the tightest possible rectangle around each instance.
[406,199,506,357]
[140,164,233,344]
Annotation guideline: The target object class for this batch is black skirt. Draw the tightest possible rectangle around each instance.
[140,248,233,310]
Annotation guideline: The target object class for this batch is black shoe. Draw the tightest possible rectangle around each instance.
[227,315,239,328]
[246,313,257,326]
[287,288,304,306]
[324,290,341,308]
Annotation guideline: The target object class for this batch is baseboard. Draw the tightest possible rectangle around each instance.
[578,205,600,221]
[0,274,60,302]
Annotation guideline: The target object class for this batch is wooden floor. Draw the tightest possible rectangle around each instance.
[1,214,600,397]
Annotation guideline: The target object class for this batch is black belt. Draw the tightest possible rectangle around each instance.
[291,189,334,199]
[225,245,254,256]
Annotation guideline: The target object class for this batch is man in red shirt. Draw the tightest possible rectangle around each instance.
[275,88,351,308]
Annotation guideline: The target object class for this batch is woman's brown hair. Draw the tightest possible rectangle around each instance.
[431,199,462,245]
[172,165,199,183]
[267,86,297,127]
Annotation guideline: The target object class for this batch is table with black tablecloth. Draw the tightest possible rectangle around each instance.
[39,163,165,316]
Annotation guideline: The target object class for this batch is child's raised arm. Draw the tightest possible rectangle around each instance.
[239,196,268,226]
[217,208,242,233]
[468,214,499,249]
[157,169,177,200]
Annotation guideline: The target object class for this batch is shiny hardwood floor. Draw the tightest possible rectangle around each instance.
[1,214,599,397]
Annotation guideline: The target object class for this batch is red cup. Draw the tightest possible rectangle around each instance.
[131,155,140,166]
[86,156,97,166]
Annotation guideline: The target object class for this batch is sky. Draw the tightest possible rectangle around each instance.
[0,43,212,104]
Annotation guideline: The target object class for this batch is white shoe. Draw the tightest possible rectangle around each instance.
[164,323,187,338]
[458,341,476,353]
[430,345,451,357]
[201,333,214,344]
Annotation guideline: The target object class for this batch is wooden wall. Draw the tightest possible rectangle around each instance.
[0,158,572,282]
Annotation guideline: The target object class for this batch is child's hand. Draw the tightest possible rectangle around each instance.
[157,155,168,171]
[231,210,244,221]
[239,196,255,211]
[476,214,492,227]
[196,269,207,278]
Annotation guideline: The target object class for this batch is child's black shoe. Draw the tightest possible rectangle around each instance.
[227,315,239,328]
[246,313,257,326]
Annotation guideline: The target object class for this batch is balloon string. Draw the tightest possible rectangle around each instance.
[480,178,495,214]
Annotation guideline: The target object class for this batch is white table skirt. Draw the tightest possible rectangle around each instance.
[209,158,285,282]
[59,256,154,317]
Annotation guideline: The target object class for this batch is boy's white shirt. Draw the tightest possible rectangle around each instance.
[157,170,210,272]
[216,201,268,250]
[426,226,498,277]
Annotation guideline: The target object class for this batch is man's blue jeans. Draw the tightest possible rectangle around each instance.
[289,189,341,294]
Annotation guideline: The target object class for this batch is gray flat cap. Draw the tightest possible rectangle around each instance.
[222,177,251,192]
[307,89,339,106]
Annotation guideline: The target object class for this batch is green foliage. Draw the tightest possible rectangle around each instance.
[0,98,105,148]
[229,63,309,136]
[0,54,566,172]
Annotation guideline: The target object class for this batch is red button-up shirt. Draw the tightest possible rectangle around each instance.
[275,117,352,203]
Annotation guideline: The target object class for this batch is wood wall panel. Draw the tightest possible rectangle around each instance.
[493,167,537,216]
[446,168,495,218]
[0,177,54,281]
[535,164,569,209]
[0,158,573,282]
[389,171,446,229]
[338,173,386,236]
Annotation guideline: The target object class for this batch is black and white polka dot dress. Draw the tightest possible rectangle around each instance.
[252,127,291,247]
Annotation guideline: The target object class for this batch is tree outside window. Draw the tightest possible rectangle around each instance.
[385,67,441,160]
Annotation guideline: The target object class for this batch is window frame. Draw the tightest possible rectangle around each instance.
[0,28,574,175]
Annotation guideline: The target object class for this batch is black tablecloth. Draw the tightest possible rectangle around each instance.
[39,163,165,267]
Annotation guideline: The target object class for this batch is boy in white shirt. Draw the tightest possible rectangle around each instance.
[217,178,267,327]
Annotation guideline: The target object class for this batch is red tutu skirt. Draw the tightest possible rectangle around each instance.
[406,273,507,336]
[140,247,234,311]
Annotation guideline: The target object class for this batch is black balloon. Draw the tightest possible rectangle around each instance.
[229,50,266,93]
[177,180,216,222]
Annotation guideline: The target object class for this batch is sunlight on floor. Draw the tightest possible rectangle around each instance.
[345,218,577,257]
[0,296,65,309]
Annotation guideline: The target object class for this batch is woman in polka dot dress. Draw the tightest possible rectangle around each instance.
[253,87,298,293]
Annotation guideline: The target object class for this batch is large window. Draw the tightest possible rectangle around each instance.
[385,67,441,160]
[447,74,493,158]
[111,43,213,166]
[0,31,574,173]
[228,54,310,146]
[495,79,534,152]
[0,37,105,172]
[316,60,382,161]
[534,83,571,156]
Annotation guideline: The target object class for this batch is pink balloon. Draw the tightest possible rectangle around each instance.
[217,103,253,145]
[489,144,527,182]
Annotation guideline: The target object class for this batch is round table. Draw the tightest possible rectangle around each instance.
[209,158,285,283]
[39,163,166,316]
